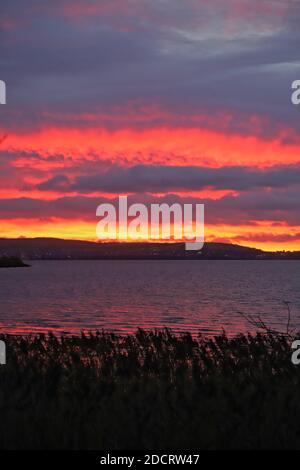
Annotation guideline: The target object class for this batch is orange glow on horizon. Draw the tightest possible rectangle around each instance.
[1,119,300,252]
[1,219,300,252]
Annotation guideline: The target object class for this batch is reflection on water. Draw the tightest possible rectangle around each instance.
[0,260,300,336]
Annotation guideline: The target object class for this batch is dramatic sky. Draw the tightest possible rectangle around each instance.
[1,0,300,250]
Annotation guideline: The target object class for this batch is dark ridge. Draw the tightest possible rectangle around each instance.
[0,237,299,260]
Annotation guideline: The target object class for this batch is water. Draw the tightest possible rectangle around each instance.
[0,260,300,336]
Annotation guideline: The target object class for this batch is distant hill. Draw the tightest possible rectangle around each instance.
[0,237,299,260]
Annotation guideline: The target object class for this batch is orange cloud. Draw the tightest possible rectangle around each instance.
[2,124,300,171]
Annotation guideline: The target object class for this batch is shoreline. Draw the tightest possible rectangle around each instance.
[0,257,29,268]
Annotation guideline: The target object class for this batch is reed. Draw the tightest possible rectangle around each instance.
[0,329,299,449]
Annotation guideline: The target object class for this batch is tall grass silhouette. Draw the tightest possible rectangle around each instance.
[0,329,300,449]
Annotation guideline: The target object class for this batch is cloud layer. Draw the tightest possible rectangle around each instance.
[1,0,300,249]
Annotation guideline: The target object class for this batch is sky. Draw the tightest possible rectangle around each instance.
[0,0,300,250]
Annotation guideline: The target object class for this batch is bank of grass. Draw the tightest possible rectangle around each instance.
[0,329,300,449]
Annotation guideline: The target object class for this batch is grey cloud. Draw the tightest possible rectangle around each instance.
[1,0,300,132]
[1,188,300,225]
[38,164,300,193]
[38,175,70,191]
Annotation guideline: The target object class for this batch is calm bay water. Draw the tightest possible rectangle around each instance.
[1,260,300,336]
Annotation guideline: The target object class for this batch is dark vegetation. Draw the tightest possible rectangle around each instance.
[1,329,300,449]
[0,256,29,268]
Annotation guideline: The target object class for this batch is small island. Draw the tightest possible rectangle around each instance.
[0,256,29,268]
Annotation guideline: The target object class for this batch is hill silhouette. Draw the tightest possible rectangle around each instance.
[0,237,299,260]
